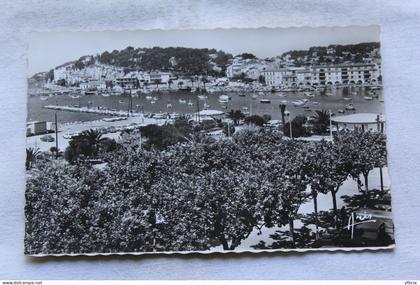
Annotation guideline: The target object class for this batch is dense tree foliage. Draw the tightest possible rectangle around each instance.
[64,129,117,164]
[25,127,389,254]
[282,42,380,65]
[95,47,232,75]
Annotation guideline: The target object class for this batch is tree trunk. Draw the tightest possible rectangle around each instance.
[363,172,370,205]
[220,235,229,250]
[379,167,384,195]
[313,192,319,240]
[363,172,369,193]
[331,190,338,228]
[289,218,296,247]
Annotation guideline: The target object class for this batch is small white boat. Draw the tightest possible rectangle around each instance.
[40,95,49,101]
[118,100,124,104]
[325,92,333,96]
[242,106,249,111]
[150,100,156,104]
[101,93,110,97]
[280,100,288,104]
[351,91,358,95]
[343,97,352,101]
[154,113,167,119]
[292,100,305,107]
[304,92,315,97]
[338,109,345,114]
[166,103,173,108]
[178,99,187,104]
[345,103,356,110]
[284,110,290,116]
[364,96,373,101]
[146,95,153,100]
[198,95,208,100]
[312,101,319,105]
[187,100,194,106]
[258,92,265,96]
[203,103,210,109]
[251,94,258,100]
[153,96,158,101]
[260,98,271,104]
[218,95,229,103]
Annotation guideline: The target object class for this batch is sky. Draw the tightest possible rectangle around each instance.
[28,26,380,76]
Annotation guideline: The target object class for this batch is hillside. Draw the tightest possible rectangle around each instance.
[281,42,380,65]
[69,46,233,76]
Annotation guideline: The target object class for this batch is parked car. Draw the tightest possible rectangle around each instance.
[40,134,55,142]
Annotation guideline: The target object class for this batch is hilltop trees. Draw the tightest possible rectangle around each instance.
[95,47,233,76]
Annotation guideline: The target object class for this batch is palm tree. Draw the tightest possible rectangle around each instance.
[279,104,287,126]
[154,79,161,90]
[50,146,59,158]
[178,81,184,90]
[228,110,245,126]
[79,129,107,156]
[313,110,330,134]
[26,147,40,170]
[201,77,208,88]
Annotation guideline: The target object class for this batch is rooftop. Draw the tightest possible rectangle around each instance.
[332,113,385,124]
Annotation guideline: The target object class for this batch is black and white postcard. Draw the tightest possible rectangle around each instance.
[25,26,394,255]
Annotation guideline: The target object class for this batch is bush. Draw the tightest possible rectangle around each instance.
[244,115,265,127]
[222,123,236,137]
[283,115,309,138]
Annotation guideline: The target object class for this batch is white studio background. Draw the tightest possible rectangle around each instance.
[1,0,420,280]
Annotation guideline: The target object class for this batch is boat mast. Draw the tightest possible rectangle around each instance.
[54,112,58,158]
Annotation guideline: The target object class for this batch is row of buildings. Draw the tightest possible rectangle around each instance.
[262,63,382,87]
[51,55,382,91]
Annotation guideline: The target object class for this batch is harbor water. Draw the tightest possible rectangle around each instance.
[27,86,384,124]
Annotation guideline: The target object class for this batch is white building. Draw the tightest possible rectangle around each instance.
[263,63,381,87]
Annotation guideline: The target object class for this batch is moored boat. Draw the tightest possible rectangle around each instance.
[218,95,230,103]
[345,103,356,110]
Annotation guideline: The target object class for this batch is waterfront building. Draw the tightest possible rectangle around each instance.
[263,63,381,87]
[26,121,48,136]
[263,69,284,86]
[115,77,139,89]
[79,80,106,91]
